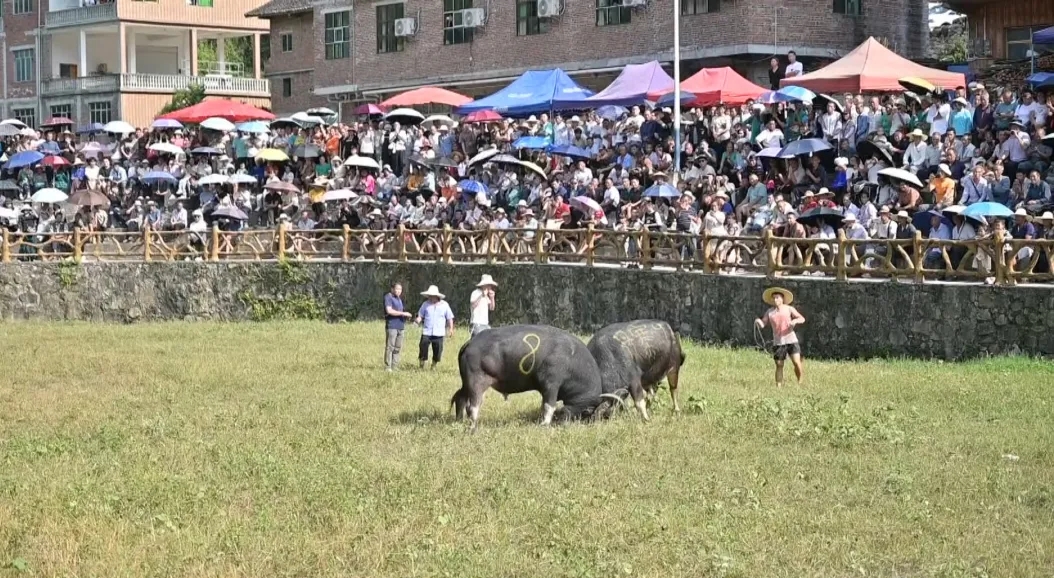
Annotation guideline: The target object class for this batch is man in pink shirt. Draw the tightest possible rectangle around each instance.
[754,287,806,388]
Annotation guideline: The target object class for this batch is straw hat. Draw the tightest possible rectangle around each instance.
[843,213,857,222]
[420,285,445,298]
[938,163,952,176]
[895,210,911,220]
[762,286,794,306]
[953,97,970,106]
[817,187,834,197]
[802,190,815,198]
[1014,208,1032,220]
[477,274,498,288]
[879,205,891,214]
[910,129,925,138]
[1037,211,1054,222]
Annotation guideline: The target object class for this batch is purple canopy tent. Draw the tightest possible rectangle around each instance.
[562,61,675,109]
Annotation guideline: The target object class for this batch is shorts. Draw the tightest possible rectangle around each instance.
[773,342,801,361]
[470,323,490,337]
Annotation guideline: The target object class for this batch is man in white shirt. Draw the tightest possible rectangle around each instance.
[755,119,784,149]
[902,129,929,173]
[785,50,803,78]
[926,97,951,136]
[469,274,497,337]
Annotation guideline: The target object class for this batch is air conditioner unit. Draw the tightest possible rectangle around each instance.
[461,7,486,27]
[623,0,647,6]
[394,17,417,37]
[537,0,561,18]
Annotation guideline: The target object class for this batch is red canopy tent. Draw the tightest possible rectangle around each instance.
[650,67,766,107]
[157,99,275,123]
[780,37,966,94]
[380,86,473,108]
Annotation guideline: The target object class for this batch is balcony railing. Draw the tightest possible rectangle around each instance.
[42,74,269,97]
[45,2,117,28]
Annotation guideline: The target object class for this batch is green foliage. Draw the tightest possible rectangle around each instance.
[57,259,78,289]
[237,262,326,321]
[931,19,968,63]
[158,83,206,116]
[197,36,254,77]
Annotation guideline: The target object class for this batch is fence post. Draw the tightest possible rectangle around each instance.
[993,229,1007,285]
[342,225,351,262]
[585,224,595,267]
[640,231,651,270]
[143,225,152,261]
[210,224,220,261]
[1,228,9,263]
[534,226,544,264]
[397,224,407,262]
[277,223,288,262]
[73,227,83,263]
[487,230,498,265]
[912,230,924,283]
[764,229,777,278]
[835,229,847,281]
[442,225,453,264]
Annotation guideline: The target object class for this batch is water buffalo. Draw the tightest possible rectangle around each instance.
[453,324,618,430]
[587,320,685,421]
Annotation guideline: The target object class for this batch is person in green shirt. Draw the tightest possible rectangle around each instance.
[31,167,47,192]
[53,169,71,193]
[315,155,332,178]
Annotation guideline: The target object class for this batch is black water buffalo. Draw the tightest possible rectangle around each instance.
[453,324,617,430]
[587,320,685,421]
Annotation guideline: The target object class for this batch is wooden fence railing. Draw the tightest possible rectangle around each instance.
[1,225,1049,285]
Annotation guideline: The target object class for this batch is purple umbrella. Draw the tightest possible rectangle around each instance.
[212,205,249,221]
[152,118,184,130]
[354,103,385,116]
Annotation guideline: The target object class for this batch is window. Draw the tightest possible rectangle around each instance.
[189,0,213,6]
[13,0,33,14]
[596,0,630,27]
[324,10,351,60]
[516,0,549,36]
[280,33,293,52]
[88,102,112,125]
[59,64,79,78]
[443,0,473,45]
[833,0,862,16]
[49,104,73,121]
[12,108,36,129]
[282,78,292,97]
[13,48,35,83]
[682,0,719,15]
[261,34,271,64]
[376,3,406,54]
[1007,26,1052,60]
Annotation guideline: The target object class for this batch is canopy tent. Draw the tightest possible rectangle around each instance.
[158,99,274,123]
[779,37,966,93]
[577,61,674,107]
[1027,72,1054,88]
[649,67,766,107]
[380,86,473,108]
[457,69,594,116]
[1034,26,1054,44]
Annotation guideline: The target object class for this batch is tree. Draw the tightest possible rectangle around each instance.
[931,19,968,63]
[198,36,254,76]
[158,83,206,116]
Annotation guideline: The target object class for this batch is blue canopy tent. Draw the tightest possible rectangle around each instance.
[457,68,594,116]
[1034,26,1054,45]
[1027,72,1054,88]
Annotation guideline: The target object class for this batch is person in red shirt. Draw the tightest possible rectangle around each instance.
[754,287,806,388]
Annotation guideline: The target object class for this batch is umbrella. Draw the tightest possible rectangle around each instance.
[343,155,381,170]
[547,144,593,160]
[962,202,1014,219]
[898,77,940,96]
[943,204,985,226]
[467,147,500,167]
[757,90,794,104]
[322,188,358,201]
[913,209,951,235]
[353,103,385,116]
[103,120,135,134]
[429,157,459,169]
[856,140,894,165]
[264,180,300,193]
[79,142,109,157]
[40,117,74,128]
[812,94,844,113]
[37,142,62,155]
[1042,133,1054,143]
[385,108,426,125]
[76,123,105,135]
[797,206,846,227]
[654,91,699,108]
[512,136,550,150]
[877,167,924,188]
[160,100,274,124]
[41,155,70,168]
[152,119,184,130]
[31,188,68,204]
[212,205,250,221]
[643,183,680,198]
[776,86,816,102]
[776,138,832,158]
[422,114,455,126]
[148,142,185,156]
[458,179,488,196]
[381,86,472,108]
[6,150,44,169]
[191,146,223,155]
[0,124,20,137]
[256,148,290,162]
[235,120,270,134]
[290,112,325,126]
[306,106,337,116]
[595,105,628,120]
[0,207,17,220]
[755,146,784,159]
[229,173,258,185]
[70,190,110,207]
[1,118,26,128]
[198,174,229,186]
[269,117,302,130]
[200,117,236,132]
[19,127,37,137]
[294,144,321,158]
[464,110,502,123]
[141,170,178,185]
[0,180,20,192]
[488,154,547,179]
[570,195,602,215]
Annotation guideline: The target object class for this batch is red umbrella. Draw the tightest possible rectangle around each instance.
[158,99,275,124]
[353,103,386,116]
[40,117,74,128]
[464,110,502,123]
[41,155,70,167]
[381,86,472,108]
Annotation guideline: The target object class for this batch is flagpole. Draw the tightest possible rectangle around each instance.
[673,0,682,176]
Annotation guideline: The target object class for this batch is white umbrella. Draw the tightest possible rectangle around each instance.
[323,188,358,202]
[306,107,337,116]
[229,173,257,185]
[103,120,135,134]
[148,142,185,156]
[467,147,500,167]
[423,114,454,126]
[19,127,37,137]
[198,174,229,186]
[0,124,20,137]
[1,118,27,128]
[291,111,325,125]
[200,117,236,132]
[877,167,924,189]
[343,155,381,170]
[31,188,68,204]
[0,207,18,220]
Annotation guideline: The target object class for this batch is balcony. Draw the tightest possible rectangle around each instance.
[41,73,269,97]
[45,3,117,28]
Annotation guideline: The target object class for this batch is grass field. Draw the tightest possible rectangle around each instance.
[1,321,1053,577]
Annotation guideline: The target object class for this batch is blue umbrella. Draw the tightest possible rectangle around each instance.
[512,136,550,150]
[776,86,817,102]
[37,141,61,154]
[777,138,832,158]
[141,170,178,185]
[6,150,44,169]
[236,121,270,134]
[152,119,184,130]
[191,146,223,156]
[654,91,698,108]
[547,144,593,160]
[76,123,104,135]
[757,90,794,104]
[913,209,951,235]
[755,146,784,159]
[458,179,488,196]
[595,105,628,120]
[962,202,1014,219]
[643,183,680,198]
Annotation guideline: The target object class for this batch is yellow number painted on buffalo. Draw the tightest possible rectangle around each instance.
[518,333,541,375]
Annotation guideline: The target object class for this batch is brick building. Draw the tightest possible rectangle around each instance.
[251,0,930,118]
[0,0,271,128]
